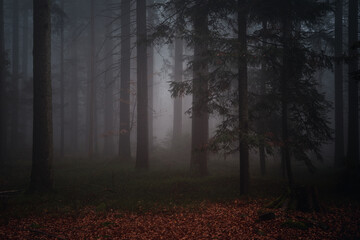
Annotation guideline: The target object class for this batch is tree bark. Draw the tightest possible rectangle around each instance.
[11,0,19,153]
[346,0,359,167]
[135,0,149,169]
[334,0,344,167]
[0,0,6,164]
[59,0,65,158]
[173,35,183,148]
[30,0,53,192]
[238,0,249,194]
[103,0,115,156]
[190,1,209,176]
[147,0,154,151]
[119,0,131,159]
[88,0,95,158]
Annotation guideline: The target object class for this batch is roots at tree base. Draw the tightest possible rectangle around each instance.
[265,185,324,212]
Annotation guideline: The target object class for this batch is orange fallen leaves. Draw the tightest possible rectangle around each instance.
[0,200,359,240]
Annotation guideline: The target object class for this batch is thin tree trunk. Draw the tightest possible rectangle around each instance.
[190,2,209,176]
[173,35,183,147]
[334,0,344,167]
[103,0,114,156]
[346,0,358,167]
[11,0,19,153]
[258,20,267,176]
[119,0,131,159]
[70,7,78,154]
[147,0,154,151]
[238,0,249,194]
[59,0,65,158]
[281,11,293,187]
[135,0,149,169]
[30,0,53,192]
[0,0,5,164]
[88,0,95,158]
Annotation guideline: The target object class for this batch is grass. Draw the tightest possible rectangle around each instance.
[0,153,357,220]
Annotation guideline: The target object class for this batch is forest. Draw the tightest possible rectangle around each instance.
[0,0,359,239]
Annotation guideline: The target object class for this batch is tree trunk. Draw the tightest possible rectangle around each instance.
[346,0,358,167]
[88,0,95,158]
[119,0,131,159]
[190,1,209,176]
[0,0,6,164]
[135,0,149,169]
[147,0,154,151]
[281,9,293,187]
[70,5,78,154]
[59,0,65,158]
[103,0,115,156]
[238,0,249,194]
[334,0,344,167]
[11,0,19,153]
[173,34,183,148]
[30,0,53,192]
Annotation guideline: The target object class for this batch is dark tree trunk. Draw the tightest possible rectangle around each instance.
[103,0,115,156]
[70,6,78,154]
[238,0,249,194]
[59,0,65,158]
[281,9,293,187]
[334,0,344,167]
[147,0,154,151]
[173,35,183,148]
[88,0,95,158]
[11,0,19,152]
[259,21,267,176]
[0,0,5,164]
[190,1,209,176]
[30,0,53,192]
[346,0,358,167]
[135,0,149,169]
[20,1,29,148]
[119,0,131,159]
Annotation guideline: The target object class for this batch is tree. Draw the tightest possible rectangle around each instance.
[119,0,131,159]
[0,0,6,164]
[346,0,358,167]
[103,0,115,156]
[30,0,53,192]
[59,0,65,158]
[238,0,249,194]
[88,0,95,158]
[334,0,344,167]
[135,0,149,169]
[11,0,20,153]
[190,0,209,176]
[172,35,183,147]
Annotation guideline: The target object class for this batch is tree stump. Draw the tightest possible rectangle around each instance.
[266,185,324,212]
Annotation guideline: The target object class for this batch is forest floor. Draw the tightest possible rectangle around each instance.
[0,156,359,239]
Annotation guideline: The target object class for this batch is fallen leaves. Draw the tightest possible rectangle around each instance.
[0,200,359,240]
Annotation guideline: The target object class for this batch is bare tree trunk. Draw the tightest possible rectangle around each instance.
[88,0,95,158]
[346,0,358,167]
[11,0,19,153]
[173,35,183,148]
[103,0,115,156]
[119,0,131,159]
[238,0,249,194]
[147,0,154,151]
[281,10,293,187]
[135,0,149,169]
[0,0,6,164]
[70,6,78,154]
[190,2,209,176]
[59,0,65,158]
[30,0,53,192]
